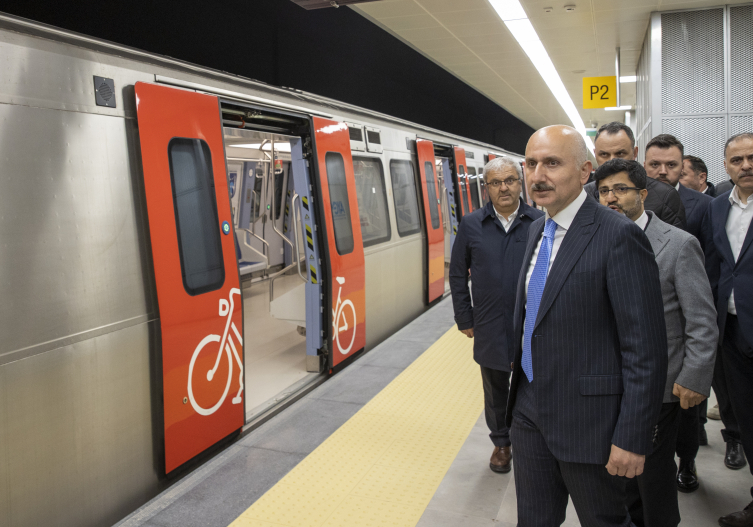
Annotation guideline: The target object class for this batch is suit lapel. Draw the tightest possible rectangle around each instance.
[736,213,753,265]
[515,217,544,328]
[680,185,698,218]
[645,216,670,258]
[713,198,736,267]
[534,199,598,330]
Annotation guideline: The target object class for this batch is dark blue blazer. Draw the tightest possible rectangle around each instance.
[678,183,713,242]
[506,196,668,464]
[701,190,753,348]
[450,200,543,371]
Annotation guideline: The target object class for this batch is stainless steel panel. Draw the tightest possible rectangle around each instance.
[0,104,155,360]
[0,322,160,527]
[730,115,753,137]
[661,9,725,115]
[662,116,727,184]
[730,6,753,113]
[364,237,424,348]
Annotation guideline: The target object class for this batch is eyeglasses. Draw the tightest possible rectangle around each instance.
[487,177,520,189]
[598,186,641,197]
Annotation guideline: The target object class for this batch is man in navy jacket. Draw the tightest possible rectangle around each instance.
[507,125,667,526]
[450,157,543,474]
[702,132,753,527]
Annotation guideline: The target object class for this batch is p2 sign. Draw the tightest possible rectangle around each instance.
[582,76,617,109]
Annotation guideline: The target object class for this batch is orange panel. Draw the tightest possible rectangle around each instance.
[454,147,471,216]
[416,140,444,304]
[135,82,243,473]
[312,117,366,368]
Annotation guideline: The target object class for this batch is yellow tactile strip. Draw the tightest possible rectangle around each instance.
[229,326,484,527]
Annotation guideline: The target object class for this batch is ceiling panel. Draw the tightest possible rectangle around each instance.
[353,0,737,134]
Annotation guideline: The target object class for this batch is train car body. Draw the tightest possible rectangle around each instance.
[0,12,522,527]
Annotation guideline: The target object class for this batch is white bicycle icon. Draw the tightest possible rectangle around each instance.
[332,276,357,355]
[187,288,244,416]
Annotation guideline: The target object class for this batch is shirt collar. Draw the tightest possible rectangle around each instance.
[729,185,750,208]
[634,210,649,231]
[545,189,587,230]
[495,201,520,223]
[675,182,681,191]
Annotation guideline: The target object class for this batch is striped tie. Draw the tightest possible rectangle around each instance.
[522,218,557,382]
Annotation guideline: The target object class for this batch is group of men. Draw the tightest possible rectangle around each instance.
[449,122,753,527]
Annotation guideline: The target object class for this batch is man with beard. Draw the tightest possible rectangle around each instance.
[681,155,716,197]
[450,157,543,474]
[584,122,686,229]
[596,158,717,527]
[702,133,753,527]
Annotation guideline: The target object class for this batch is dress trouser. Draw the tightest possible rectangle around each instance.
[510,378,632,527]
[722,314,753,496]
[627,402,681,527]
[480,366,511,448]
[710,340,742,443]
[676,406,699,461]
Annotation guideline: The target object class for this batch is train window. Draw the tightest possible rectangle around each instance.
[325,152,355,255]
[275,167,285,220]
[389,160,421,237]
[168,137,225,296]
[424,161,441,230]
[353,157,391,247]
[467,168,480,210]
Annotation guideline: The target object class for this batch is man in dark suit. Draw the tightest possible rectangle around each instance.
[681,155,716,197]
[508,125,667,526]
[645,134,712,242]
[583,122,686,229]
[703,132,753,527]
[450,157,543,474]
[596,159,717,526]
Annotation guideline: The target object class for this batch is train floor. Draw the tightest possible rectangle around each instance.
[114,296,751,527]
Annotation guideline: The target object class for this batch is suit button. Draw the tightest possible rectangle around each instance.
[510,362,514,369]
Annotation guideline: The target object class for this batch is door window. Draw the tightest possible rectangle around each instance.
[353,157,391,247]
[389,160,421,237]
[168,138,225,295]
[424,162,441,229]
[325,152,355,255]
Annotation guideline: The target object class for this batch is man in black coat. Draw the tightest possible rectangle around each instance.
[681,154,716,197]
[450,157,543,474]
[584,122,686,229]
[508,125,667,526]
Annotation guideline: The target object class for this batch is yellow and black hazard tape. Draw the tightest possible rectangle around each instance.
[309,264,318,284]
[305,224,315,251]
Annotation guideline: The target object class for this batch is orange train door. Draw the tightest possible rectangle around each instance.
[311,117,366,369]
[454,147,472,218]
[416,140,444,304]
[135,82,244,473]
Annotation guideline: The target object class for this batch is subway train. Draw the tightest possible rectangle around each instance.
[0,12,527,527]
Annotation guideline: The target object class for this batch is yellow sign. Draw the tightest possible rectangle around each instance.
[582,76,617,109]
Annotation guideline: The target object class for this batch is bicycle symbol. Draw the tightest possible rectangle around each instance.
[332,276,357,355]
[187,288,244,416]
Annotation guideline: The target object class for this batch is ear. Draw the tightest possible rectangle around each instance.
[700,172,708,183]
[640,188,648,203]
[633,146,639,159]
[580,160,593,184]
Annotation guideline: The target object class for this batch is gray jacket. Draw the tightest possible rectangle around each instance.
[643,211,718,402]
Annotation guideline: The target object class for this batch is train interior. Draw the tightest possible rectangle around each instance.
[222,127,319,422]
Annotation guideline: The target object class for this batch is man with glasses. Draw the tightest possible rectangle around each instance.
[450,157,542,474]
[596,158,716,527]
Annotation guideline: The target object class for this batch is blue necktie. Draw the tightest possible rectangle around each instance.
[522,218,557,382]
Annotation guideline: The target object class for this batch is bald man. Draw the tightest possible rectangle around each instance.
[506,126,667,526]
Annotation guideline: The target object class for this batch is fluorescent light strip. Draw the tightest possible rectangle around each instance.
[489,0,594,151]
[620,76,637,83]
[604,106,633,111]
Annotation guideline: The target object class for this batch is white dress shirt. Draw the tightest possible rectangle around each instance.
[495,201,520,233]
[524,189,588,301]
[726,186,753,314]
[634,210,649,231]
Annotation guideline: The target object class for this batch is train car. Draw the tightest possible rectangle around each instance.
[0,12,523,527]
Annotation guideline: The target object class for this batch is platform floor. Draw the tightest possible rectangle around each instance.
[115,296,751,527]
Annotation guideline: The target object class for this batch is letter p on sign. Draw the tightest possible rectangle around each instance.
[582,76,617,109]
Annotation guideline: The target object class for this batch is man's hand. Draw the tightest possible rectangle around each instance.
[605,444,645,478]
[460,328,474,338]
[673,383,707,410]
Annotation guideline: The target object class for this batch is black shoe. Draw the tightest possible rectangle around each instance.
[699,427,708,446]
[718,500,753,526]
[726,442,748,470]
[677,458,699,493]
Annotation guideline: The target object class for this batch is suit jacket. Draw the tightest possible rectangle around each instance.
[702,189,753,350]
[704,181,717,198]
[715,180,734,196]
[506,195,667,464]
[678,183,713,243]
[643,212,717,402]
[585,178,686,229]
[449,199,543,370]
